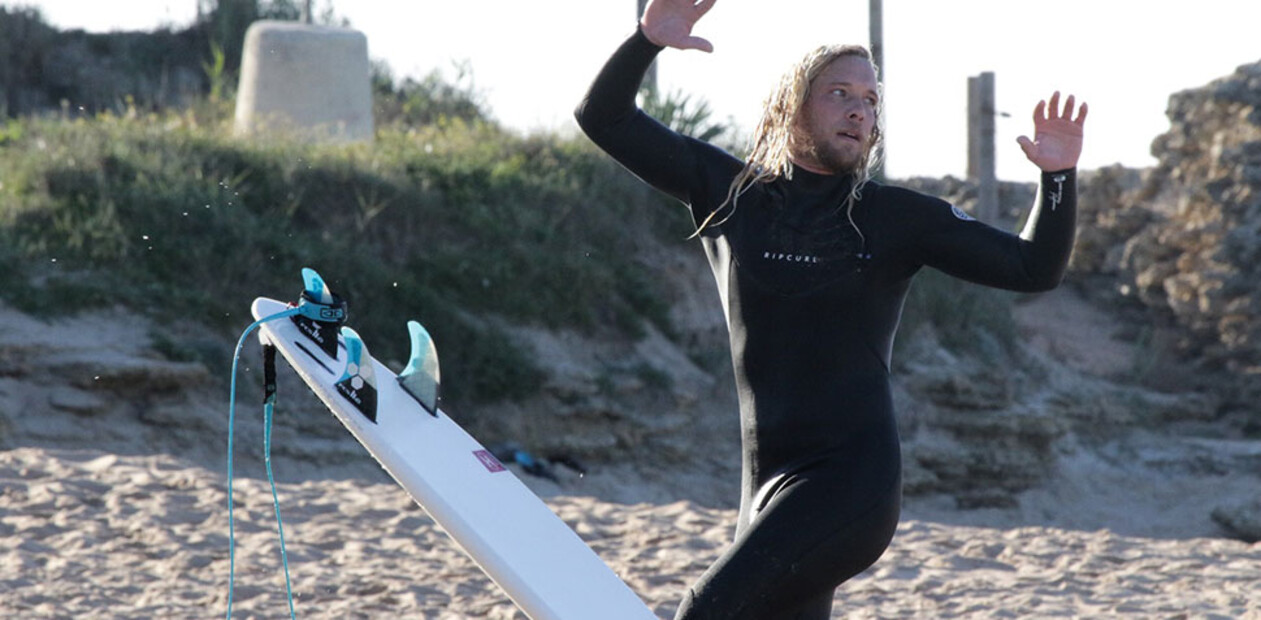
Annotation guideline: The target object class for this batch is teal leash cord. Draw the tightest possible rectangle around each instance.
[227,308,301,620]
[263,345,297,620]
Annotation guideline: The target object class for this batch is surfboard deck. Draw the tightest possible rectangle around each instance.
[251,296,656,620]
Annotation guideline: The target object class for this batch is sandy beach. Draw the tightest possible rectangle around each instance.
[2,444,1257,619]
[1,253,1258,619]
[2,292,1259,618]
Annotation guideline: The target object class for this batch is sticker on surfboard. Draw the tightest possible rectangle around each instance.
[473,450,507,473]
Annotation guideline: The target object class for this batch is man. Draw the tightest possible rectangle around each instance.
[575,1,1087,618]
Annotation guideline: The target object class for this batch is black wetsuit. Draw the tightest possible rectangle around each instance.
[575,28,1077,620]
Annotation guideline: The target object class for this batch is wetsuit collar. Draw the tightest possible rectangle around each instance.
[789,165,857,197]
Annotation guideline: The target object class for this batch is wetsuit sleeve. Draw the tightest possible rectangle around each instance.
[912,169,1077,292]
[574,27,739,209]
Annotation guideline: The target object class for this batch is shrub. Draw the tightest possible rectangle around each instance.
[0,107,681,405]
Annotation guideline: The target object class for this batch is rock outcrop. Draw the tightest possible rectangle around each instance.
[1213,498,1261,542]
[1074,59,1261,378]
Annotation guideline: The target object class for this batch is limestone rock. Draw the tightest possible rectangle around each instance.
[48,388,108,416]
[1212,498,1261,542]
[60,354,210,395]
[1071,59,1261,374]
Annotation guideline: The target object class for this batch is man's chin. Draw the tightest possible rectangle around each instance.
[814,143,864,175]
[818,155,862,176]
[790,143,864,176]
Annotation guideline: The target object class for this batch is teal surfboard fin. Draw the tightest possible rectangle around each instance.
[302,267,334,304]
[398,320,440,416]
[335,326,379,423]
[293,268,347,359]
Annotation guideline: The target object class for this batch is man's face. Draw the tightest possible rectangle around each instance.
[790,55,879,175]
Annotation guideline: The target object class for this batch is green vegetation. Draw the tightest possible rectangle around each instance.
[640,84,739,149]
[0,90,689,405]
[896,267,1019,363]
[0,98,1017,406]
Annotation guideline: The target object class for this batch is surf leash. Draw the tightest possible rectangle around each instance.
[225,269,348,620]
[226,306,300,620]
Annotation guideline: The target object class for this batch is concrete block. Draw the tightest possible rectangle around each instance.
[234,20,373,143]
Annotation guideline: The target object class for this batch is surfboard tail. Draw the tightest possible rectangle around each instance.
[398,320,441,416]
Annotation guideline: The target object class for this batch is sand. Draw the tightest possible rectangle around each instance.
[2,445,1258,619]
[2,289,1259,618]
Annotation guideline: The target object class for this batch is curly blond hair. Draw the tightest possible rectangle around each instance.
[696,44,884,237]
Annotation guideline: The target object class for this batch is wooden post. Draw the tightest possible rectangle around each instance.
[636,0,658,93]
[968,71,998,222]
[869,0,883,82]
[869,0,884,179]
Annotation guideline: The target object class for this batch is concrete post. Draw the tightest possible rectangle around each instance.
[233,21,374,143]
[968,72,998,222]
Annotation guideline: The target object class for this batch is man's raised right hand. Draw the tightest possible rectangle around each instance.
[640,0,717,52]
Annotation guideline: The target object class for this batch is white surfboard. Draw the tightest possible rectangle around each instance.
[251,293,656,620]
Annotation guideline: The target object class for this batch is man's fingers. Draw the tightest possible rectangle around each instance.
[1032,100,1047,124]
[683,36,714,52]
[1016,135,1036,159]
[641,0,716,52]
[1033,92,1089,126]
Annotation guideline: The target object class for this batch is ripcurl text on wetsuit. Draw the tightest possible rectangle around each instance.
[575,27,1077,620]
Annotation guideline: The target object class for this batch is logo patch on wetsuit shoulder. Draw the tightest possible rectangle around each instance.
[951,205,977,222]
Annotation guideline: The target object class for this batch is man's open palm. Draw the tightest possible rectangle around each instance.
[1017,92,1087,171]
[641,0,717,52]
